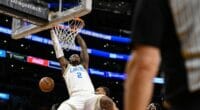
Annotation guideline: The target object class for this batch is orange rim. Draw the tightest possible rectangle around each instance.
[53,17,84,30]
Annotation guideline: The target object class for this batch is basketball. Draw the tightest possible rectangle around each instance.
[39,77,55,93]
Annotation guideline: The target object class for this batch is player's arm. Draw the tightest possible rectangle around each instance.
[76,34,89,70]
[125,46,160,110]
[50,30,69,73]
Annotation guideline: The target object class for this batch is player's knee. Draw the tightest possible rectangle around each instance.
[100,96,114,110]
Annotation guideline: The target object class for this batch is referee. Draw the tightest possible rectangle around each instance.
[125,0,200,110]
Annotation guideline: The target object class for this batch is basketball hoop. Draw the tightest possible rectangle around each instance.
[53,18,85,51]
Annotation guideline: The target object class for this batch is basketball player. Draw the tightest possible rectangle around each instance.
[95,86,110,96]
[126,0,200,110]
[50,29,115,110]
[95,86,119,110]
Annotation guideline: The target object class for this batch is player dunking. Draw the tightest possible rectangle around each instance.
[50,29,116,110]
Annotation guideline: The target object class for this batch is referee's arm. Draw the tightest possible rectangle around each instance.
[124,0,165,110]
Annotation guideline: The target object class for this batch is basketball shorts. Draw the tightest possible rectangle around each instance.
[57,93,104,110]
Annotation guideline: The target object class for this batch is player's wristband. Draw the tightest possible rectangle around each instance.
[50,30,64,58]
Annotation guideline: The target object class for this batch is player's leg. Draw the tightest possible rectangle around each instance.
[57,104,75,110]
[58,95,86,110]
[84,94,102,110]
[57,101,76,110]
[84,94,115,110]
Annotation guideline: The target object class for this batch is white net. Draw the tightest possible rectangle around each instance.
[53,18,84,51]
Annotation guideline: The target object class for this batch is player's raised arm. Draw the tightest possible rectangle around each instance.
[76,34,89,70]
[50,30,69,72]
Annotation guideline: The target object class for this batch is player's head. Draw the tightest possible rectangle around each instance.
[69,54,80,66]
[95,86,110,97]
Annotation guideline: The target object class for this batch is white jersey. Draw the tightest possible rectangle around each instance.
[63,64,95,96]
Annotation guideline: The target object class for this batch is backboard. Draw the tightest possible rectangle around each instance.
[0,0,92,39]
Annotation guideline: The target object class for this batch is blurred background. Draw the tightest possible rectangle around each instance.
[0,0,163,110]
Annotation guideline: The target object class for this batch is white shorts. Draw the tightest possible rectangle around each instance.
[57,93,104,110]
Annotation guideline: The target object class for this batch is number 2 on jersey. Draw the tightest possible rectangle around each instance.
[76,72,82,78]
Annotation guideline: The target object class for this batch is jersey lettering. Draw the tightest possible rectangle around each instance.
[70,66,84,73]
[69,66,84,78]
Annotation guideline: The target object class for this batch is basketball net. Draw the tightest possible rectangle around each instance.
[53,18,85,51]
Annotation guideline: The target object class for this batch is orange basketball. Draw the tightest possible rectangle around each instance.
[39,77,55,92]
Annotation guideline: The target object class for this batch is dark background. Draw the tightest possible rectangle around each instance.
[0,0,163,110]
